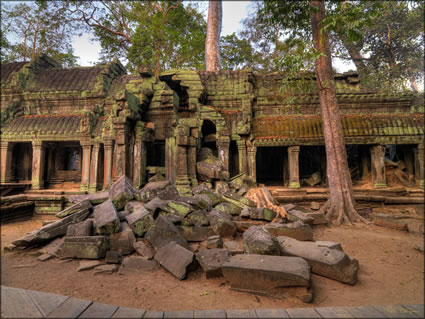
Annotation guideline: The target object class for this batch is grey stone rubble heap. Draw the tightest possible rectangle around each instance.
[10,175,361,302]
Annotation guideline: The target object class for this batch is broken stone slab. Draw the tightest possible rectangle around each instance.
[106,251,123,264]
[233,220,266,232]
[215,181,230,194]
[214,203,242,216]
[135,180,170,202]
[373,213,408,231]
[3,244,17,253]
[145,215,189,251]
[154,242,197,280]
[315,241,343,251]
[277,236,359,285]
[12,208,90,247]
[67,192,109,205]
[159,212,183,224]
[285,209,314,225]
[93,200,121,235]
[222,254,311,296]
[264,221,314,241]
[38,237,65,256]
[157,185,181,201]
[77,260,105,272]
[94,264,118,275]
[196,156,229,182]
[162,201,193,218]
[248,208,277,222]
[109,175,135,210]
[192,186,224,206]
[56,200,92,219]
[304,172,321,187]
[60,236,109,259]
[243,226,280,256]
[179,195,211,211]
[223,240,244,255]
[133,240,155,259]
[310,202,321,210]
[126,207,154,236]
[221,192,254,210]
[109,222,136,255]
[207,235,223,249]
[38,253,54,262]
[177,226,214,242]
[196,248,232,278]
[305,212,328,225]
[144,197,170,216]
[66,219,93,237]
[207,210,237,237]
[125,201,145,214]
[187,210,209,227]
[120,256,159,274]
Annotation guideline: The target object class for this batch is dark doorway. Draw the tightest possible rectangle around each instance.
[229,141,239,177]
[299,146,326,186]
[256,147,286,185]
[12,142,32,181]
[146,140,165,167]
[201,120,217,156]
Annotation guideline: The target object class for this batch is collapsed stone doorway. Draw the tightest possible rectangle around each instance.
[256,147,286,186]
[11,142,32,181]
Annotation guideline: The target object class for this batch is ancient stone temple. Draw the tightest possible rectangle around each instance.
[1,54,424,196]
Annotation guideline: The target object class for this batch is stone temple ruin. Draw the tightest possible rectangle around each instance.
[1,55,424,301]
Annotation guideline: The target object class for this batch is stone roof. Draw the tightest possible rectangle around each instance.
[27,67,104,92]
[253,113,425,140]
[1,62,26,85]
[2,114,82,137]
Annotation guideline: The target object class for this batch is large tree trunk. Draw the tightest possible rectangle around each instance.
[205,0,222,71]
[338,33,367,78]
[310,0,368,225]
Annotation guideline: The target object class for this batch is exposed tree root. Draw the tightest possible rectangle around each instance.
[319,198,370,226]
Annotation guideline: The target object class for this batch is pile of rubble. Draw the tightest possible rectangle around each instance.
[8,175,360,303]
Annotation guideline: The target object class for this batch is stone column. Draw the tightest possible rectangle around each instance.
[112,118,128,179]
[371,145,386,188]
[237,139,248,175]
[0,142,13,183]
[104,137,114,187]
[88,144,100,193]
[247,144,257,182]
[217,137,230,172]
[176,145,191,194]
[415,142,424,188]
[288,146,300,189]
[80,141,92,192]
[31,141,46,190]
[188,137,198,187]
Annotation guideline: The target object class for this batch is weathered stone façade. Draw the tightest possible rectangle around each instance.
[1,54,424,194]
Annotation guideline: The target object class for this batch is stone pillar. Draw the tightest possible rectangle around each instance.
[88,144,100,193]
[217,137,230,172]
[104,137,114,187]
[188,138,198,187]
[80,141,92,192]
[176,145,191,194]
[247,144,257,182]
[0,142,13,183]
[112,117,128,179]
[237,139,248,175]
[31,141,46,190]
[360,146,370,179]
[288,146,300,189]
[371,145,386,188]
[415,142,424,188]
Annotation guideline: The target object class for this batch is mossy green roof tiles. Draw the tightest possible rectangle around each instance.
[1,62,27,85]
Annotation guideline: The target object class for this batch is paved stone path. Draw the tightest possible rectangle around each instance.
[1,285,423,318]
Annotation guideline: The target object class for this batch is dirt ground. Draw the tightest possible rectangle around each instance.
[1,214,424,311]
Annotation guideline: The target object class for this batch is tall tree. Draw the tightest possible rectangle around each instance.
[205,0,222,71]
[263,0,368,225]
[1,1,79,66]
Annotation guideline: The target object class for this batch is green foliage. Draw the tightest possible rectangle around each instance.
[220,33,254,70]
[1,1,80,67]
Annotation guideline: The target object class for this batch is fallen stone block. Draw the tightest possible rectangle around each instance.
[196,248,232,278]
[154,242,197,280]
[133,240,155,259]
[160,212,183,224]
[207,235,223,249]
[407,220,424,234]
[215,181,230,194]
[180,195,212,211]
[196,156,229,182]
[38,237,65,256]
[93,200,121,235]
[249,208,277,222]
[66,219,93,237]
[162,201,193,218]
[285,208,314,225]
[192,186,223,206]
[177,226,214,242]
[109,175,135,210]
[117,211,129,221]
[315,241,343,251]
[157,185,181,201]
[67,191,109,205]
[278,236,359,285]
[94,264,118,274]
[3,244,17,253]
[223,240,244,255]
[222,254,311,297]
[310,202,321,210]
[109,222,136,255]
[38,253,54,262]
[144,197,169,216]
[135,180,170,202]
[126,207,154,236]
[264,221,314,241]
[77,260,105,272]
[304,172,321,187]
[56,200,92,219]
[187,210,209,227]
[106,251,123,264]
[121,256,159,274]
[305,212,328,225]
[243,226,280,256]
[125,201,144,214]
[233,220,266,232]
[60,236,109,259]
[145,215,189,251]
[12,208,90,247]
[207,210,236,237]
[214,203,242,216]
[373,213,408,231]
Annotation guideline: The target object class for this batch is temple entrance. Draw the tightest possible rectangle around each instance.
[229,141,239,177]
[12,142,32,181]
[201,120,217,156]
[299,146,326,187]
[256,147,286,185]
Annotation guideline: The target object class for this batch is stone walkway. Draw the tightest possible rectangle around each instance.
[1,285,423,318]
